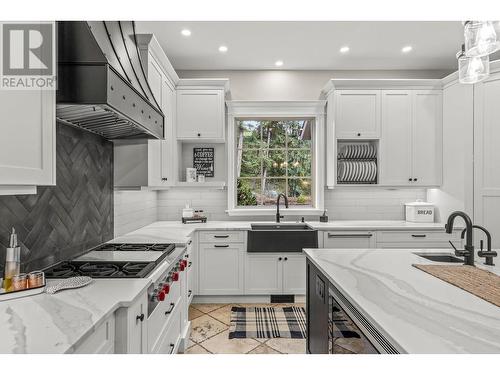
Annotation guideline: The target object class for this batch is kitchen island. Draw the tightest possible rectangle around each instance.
[304,248,500,354]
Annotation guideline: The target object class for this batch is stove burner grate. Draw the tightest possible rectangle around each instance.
[44,261,156,279]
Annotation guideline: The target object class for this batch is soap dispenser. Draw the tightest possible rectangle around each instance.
[3,228,21,291]
[320,209,329,223]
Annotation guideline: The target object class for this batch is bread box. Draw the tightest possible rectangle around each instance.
[405,200,435,223]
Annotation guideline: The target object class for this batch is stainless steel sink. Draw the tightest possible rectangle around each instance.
[414,252,464,263]
[247,223,318,252]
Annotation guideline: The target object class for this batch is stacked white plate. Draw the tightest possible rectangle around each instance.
[337,160,377,183]
[338,144,376,159]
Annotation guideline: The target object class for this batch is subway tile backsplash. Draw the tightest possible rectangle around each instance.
[155,188,426,222]
[114,190,159,236]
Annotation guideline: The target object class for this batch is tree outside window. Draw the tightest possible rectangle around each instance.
[236,119,313,207]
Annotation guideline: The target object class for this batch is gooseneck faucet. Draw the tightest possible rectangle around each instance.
[446,211,474,266]
[461,225,497,266]
[276,193,289,223]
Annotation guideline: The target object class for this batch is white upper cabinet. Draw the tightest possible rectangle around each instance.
[412,90,443,186]
[380,91,413,185]
[176,79,229,142]
[114,34,179,189]
[334,90,381,139]
[0,89,56,194]
[380,90,442,186]
[323,80,443,188]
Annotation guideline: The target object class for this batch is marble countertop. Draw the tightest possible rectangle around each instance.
[0,245,187,354]
[111,220,450,245]
[303,248,500,353]
[0,278,150,353]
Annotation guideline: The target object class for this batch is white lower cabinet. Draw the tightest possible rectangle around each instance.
[245,254,282,294]
[244,253,306,295]
[74,315,115,354]
[323,231,376,248]
[282,254,306,294]
[154,306,182,354]
[115,293,148,354]
[198,241,245,295]
[376,230,462,249]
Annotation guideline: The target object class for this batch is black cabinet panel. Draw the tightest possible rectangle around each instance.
[306,259,329,353]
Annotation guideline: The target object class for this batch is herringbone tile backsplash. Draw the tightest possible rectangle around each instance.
[0,123,113,274]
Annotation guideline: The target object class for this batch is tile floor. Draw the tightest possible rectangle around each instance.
[185,303,306,354]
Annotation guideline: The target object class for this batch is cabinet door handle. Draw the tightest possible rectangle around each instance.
[278,257,282,261]
[214,244,229,248]
[165,303,175,315]
[168,343,175,354]
[188,290,192,297]
[357,133,361,137]
[214,235,229,238]
[187,240,192,245]
[284,257,288,261]
[188,261,192,267]
[408,178,412,182]
[413,178,418,182]
[136,313,144,322]
[411,234,427,238]
[197,133,201,137]
[327,233,373,238]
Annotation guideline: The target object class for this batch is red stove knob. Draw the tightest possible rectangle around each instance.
[157,290,166,301]
[162,284,170,294]
[172,272,179,281]
[183,259,188,267]
[179,262,185,271]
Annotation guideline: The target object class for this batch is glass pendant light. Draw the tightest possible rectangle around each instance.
[457,44,490,84]
[464,21,500,57]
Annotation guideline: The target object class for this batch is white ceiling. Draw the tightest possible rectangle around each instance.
[134,21,499,71]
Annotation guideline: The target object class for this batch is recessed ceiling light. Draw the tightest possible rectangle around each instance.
[275,60,284,67]
[340,46,350,53]
[402,45,413,53]
[218,45,228,53]
[181,29,191,37]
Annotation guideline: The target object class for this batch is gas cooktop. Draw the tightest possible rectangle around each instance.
[45,243,176,279]
[44,261,155,278]
[95,243,175,252]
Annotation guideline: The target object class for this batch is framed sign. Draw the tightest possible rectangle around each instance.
[193,147,215,177]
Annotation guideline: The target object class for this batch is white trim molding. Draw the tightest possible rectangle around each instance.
[226,100,326,216]
[321,79,443,97]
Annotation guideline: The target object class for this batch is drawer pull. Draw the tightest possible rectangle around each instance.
[327,233,372,238]
[168,343,175,354]
[188,290,192,297]
[136,313,144,322]
[188,261,192,267]
[214,235,230,238]
[165,303,175,315]
[187,240,192,245]
[411,234,427,238]
[214,244,229,248]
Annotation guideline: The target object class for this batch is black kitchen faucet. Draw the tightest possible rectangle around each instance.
[276,193,289,223]
[461,225,497,266]
[445,211,475,266]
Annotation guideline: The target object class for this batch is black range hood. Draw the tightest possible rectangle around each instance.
[56,21,164,139]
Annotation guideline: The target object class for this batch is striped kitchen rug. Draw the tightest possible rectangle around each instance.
[229,306,307,339]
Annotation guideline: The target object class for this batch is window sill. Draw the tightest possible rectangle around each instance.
[226,208,324,217]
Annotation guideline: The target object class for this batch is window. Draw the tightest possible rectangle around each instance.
[227,101,325,216]
[236,119,313,207]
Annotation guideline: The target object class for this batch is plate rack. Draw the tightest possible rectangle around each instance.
[337,140,378,185]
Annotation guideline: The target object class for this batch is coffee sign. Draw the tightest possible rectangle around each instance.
[193,147,214,177]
